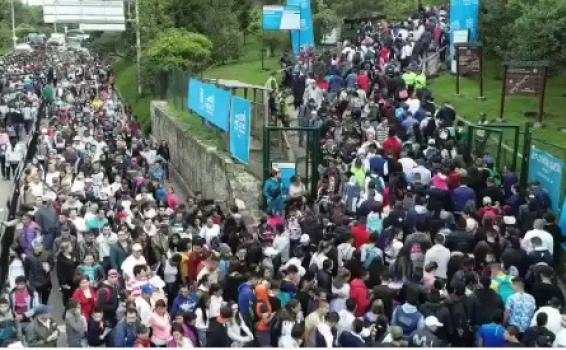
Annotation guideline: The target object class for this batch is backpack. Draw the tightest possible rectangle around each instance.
[367,213,383,235]
[363,245,379,269]
[393,306,422,338]
[99,286,114,303]
[449,297,472,337]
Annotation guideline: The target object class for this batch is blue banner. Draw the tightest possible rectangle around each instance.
[229,96,252,165]
[272,162,296,193]
[528,146,564,213]
[288,0,315,55]
[188,79,231,131]
[450,0,480,48]
[263,5,301,32]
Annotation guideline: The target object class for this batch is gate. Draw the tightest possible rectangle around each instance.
[466,124,521,172]
[263,126,322,200]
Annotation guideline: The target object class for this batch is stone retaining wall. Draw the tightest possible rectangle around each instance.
[150,101,263,224]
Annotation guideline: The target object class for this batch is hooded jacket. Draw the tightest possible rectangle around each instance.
[350,279,370,317]
[237,283,255,318]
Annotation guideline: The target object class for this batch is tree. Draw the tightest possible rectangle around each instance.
[144,29,212,95]
[331,0,385,19]
[164,0,242,62]
[313,6,339,44]
[145,29,213,72]
[234,0,260,43]
[506,0,566,67]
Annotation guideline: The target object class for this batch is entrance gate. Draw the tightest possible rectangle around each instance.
[262,126,322,200]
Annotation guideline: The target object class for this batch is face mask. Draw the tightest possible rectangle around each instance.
[0,306,9,313]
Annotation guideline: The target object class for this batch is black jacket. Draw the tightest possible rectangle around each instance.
[24,251,52,289]
[56,252,78,288]
[206,318,230,347]
[96,282,120,323]
[469,288,504,326]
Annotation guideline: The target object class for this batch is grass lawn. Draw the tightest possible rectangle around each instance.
[205,34,282,86]
[112,59,152,132]
[429,59,566,150]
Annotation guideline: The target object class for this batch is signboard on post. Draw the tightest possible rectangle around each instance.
[450,0,479,73]
[229,96,252,165]
[42,0,125,24]
[528,146,564,213]
[499,62,548,122]
[288,0,315,55]
[262,5,301,31]
[455,42,483,98]
[504,67,545,96]
[188,79,231,132]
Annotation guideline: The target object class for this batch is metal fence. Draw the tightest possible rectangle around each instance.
[163,68,269,178]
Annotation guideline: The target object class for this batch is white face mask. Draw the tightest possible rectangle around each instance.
[0,306,9,313]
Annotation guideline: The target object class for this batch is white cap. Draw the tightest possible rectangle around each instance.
[503,216,517,225]
[300,234,310,244]
[425,316,443,328]
[482,196,492,205]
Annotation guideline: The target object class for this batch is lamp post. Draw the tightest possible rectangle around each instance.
[135,0,142,95]
[10,0,17,49]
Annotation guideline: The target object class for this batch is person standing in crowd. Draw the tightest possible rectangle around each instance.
[0,9,563,349]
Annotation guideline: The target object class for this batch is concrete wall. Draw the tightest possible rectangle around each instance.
[150,101,263,221]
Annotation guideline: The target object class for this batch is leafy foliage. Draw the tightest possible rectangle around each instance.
[145,29,213,72]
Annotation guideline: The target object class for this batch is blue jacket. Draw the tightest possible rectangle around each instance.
[171,294,194,318]
[112,321,138,347]
[237,283,255,318]
[451,185,476,212]
[329,74,344,93]
[338,331,367,347]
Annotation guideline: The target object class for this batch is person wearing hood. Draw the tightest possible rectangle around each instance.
[391,294,425,339]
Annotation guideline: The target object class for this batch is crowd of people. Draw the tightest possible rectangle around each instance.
[0,4,563,349]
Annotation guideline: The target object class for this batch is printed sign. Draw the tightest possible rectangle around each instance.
[188,79,231,131]
[528,146,564,213]
[229,96,252,165]
[263,5,301,31]
[458,46,480,75]
[505,67,545,97]
[272,162,296,192]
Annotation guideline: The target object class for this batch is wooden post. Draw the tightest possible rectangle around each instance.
[479,46,484,99]
[499,65,507,120]
[456,47,460,95]
[538,67,548,124]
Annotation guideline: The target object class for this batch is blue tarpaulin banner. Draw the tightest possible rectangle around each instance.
[528,146,564,213]
[263,5,301,32]
[288,0,315,55]
[229,96,252,165]
[449,0,480,54]
[188,79,231,131]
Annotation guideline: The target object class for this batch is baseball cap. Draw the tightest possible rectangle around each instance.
[141,284,154,295]
[300,234,310,244]
[132,243,143,252]
[425,316,444,328]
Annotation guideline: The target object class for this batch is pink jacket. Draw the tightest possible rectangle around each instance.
[149,311,171,345]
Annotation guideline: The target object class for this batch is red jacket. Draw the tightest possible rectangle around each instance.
[382,136,402,159]
[350,279,370,317]
[350,224,370,249]
[72,287,98,319]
